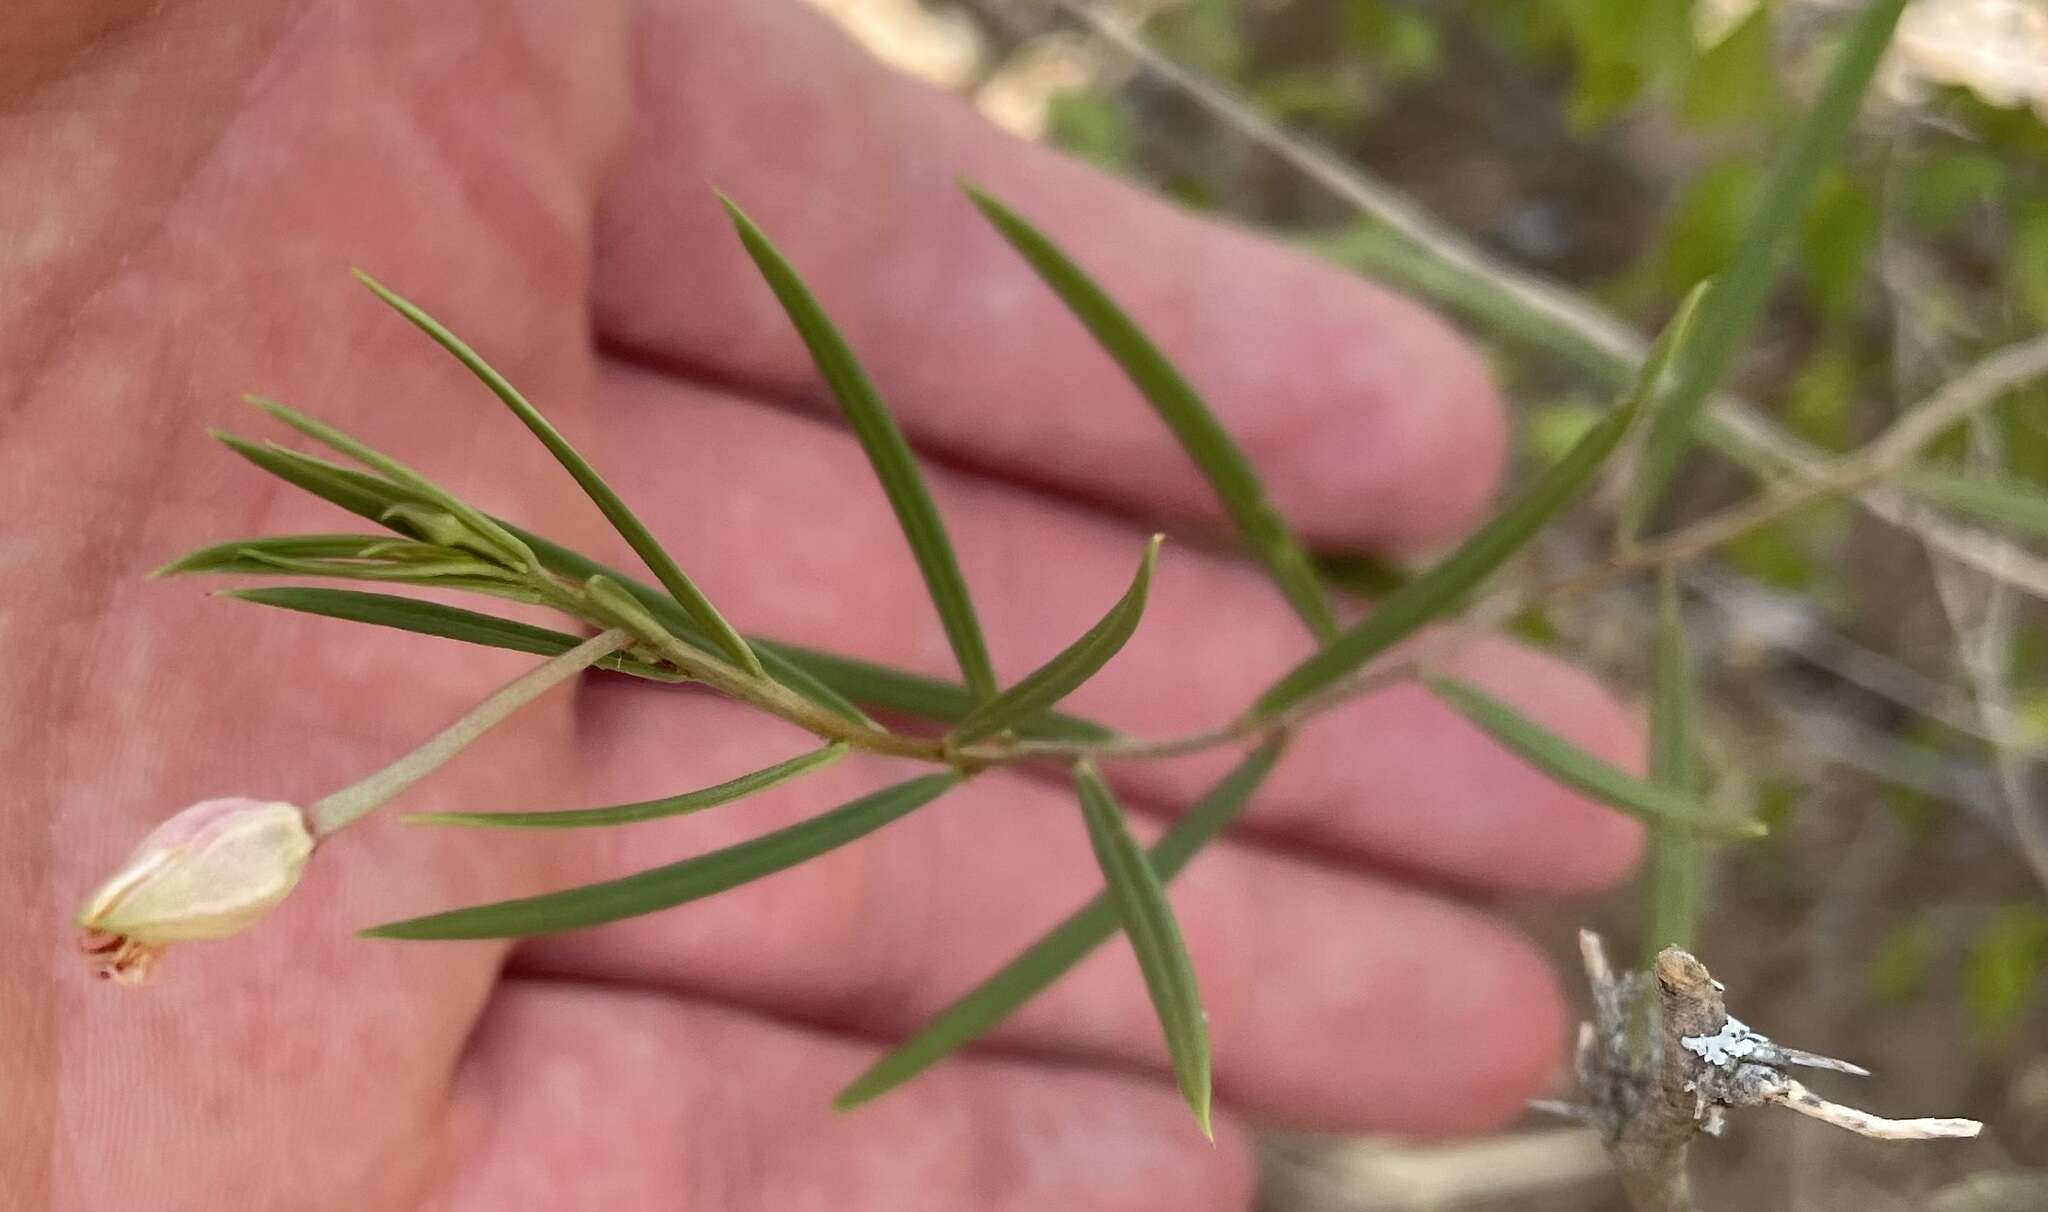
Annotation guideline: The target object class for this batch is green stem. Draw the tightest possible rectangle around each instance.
[310,628,633,835]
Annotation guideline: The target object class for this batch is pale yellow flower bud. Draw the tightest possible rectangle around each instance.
[77,797,315,984]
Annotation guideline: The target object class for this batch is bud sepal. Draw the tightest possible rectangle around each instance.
[77,797,314,984]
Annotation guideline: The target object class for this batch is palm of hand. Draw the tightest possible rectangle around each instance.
[5,2,1641,1208]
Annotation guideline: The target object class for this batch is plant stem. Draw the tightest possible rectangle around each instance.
[310,628,633,835]
[402,337,2048,782]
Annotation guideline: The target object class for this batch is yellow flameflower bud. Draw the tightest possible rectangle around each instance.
[77,797,314,984]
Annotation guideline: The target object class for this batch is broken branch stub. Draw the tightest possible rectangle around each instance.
[1551,932,1982,1212]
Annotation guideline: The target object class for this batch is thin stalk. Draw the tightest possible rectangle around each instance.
[311,629,633,835]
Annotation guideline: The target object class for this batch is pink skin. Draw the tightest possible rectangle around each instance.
[4,2,1642,1209]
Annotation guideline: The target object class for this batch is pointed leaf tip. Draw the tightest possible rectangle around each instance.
[967,190,1336,642]
[353,272,764,676]
[1253,388,1644,720]
[835,738,1282,1109]
[1073,761,1212,1133]
[947,534,1161,747]
[723,196,998,701]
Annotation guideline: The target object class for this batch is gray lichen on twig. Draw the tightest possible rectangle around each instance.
[1544,931,1982,1212]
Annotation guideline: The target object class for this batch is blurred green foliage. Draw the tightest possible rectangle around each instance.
[1964,904,2048,1037]
[1866,912,1933,1004]
[1029,0,2048,1033]
[1046,0,2048,458]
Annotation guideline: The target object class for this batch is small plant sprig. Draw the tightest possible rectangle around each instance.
[80,3,2048,1154]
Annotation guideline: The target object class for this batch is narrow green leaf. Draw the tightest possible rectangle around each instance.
[356,539,475,564]
[230,550,515,583]
[1072,761,1213,1136]
[1624,0,1910,535]
[1426,677,1761,840]
[1906,468,2048,540]
[218,587,679,680]
[1644,570,1703,961]
[154,534,395,577]
[1620,280,1712,532]
[753,639,1115,742]
[948,536,1159,747]
[365,773,960,939]
[175,551,536,600]
[215,433,424,526]
[967,187,1337,642]
[408,744,849,828]
[721,198,998,703]
[353,272,766,678]
[838,738,1282,1109]
[244,397,535,570]
[1253,287,1706,720]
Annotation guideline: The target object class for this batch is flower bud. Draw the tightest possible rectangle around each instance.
[77,797,314,984]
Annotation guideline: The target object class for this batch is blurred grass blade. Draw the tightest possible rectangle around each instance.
[1072,761,1213,1136]
[1644,570,1703,961]
[353,271,765,678]
[1623,0,1910,535]
[967,187,1336,642]
[408,744,849,828]
[722,198,997,702]
[1249,293,1702,719]
[244,397,534,570]
[948,536,1160,747]
[838,737,1282,1109]
[154,535,394,577]
[366,773,960,939]
[1302,223,1626,388]
[1426,678,1760,840]
[219,587,679,679]
[1906,468,2048,540]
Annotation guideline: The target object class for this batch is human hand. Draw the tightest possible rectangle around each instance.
[3,1,1641,1208]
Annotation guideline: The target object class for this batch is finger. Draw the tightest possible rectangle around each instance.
[478,679,1566,1134]
[594,365,1643,895]
[591,0,1504,553]
[425,979,1256,1212]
